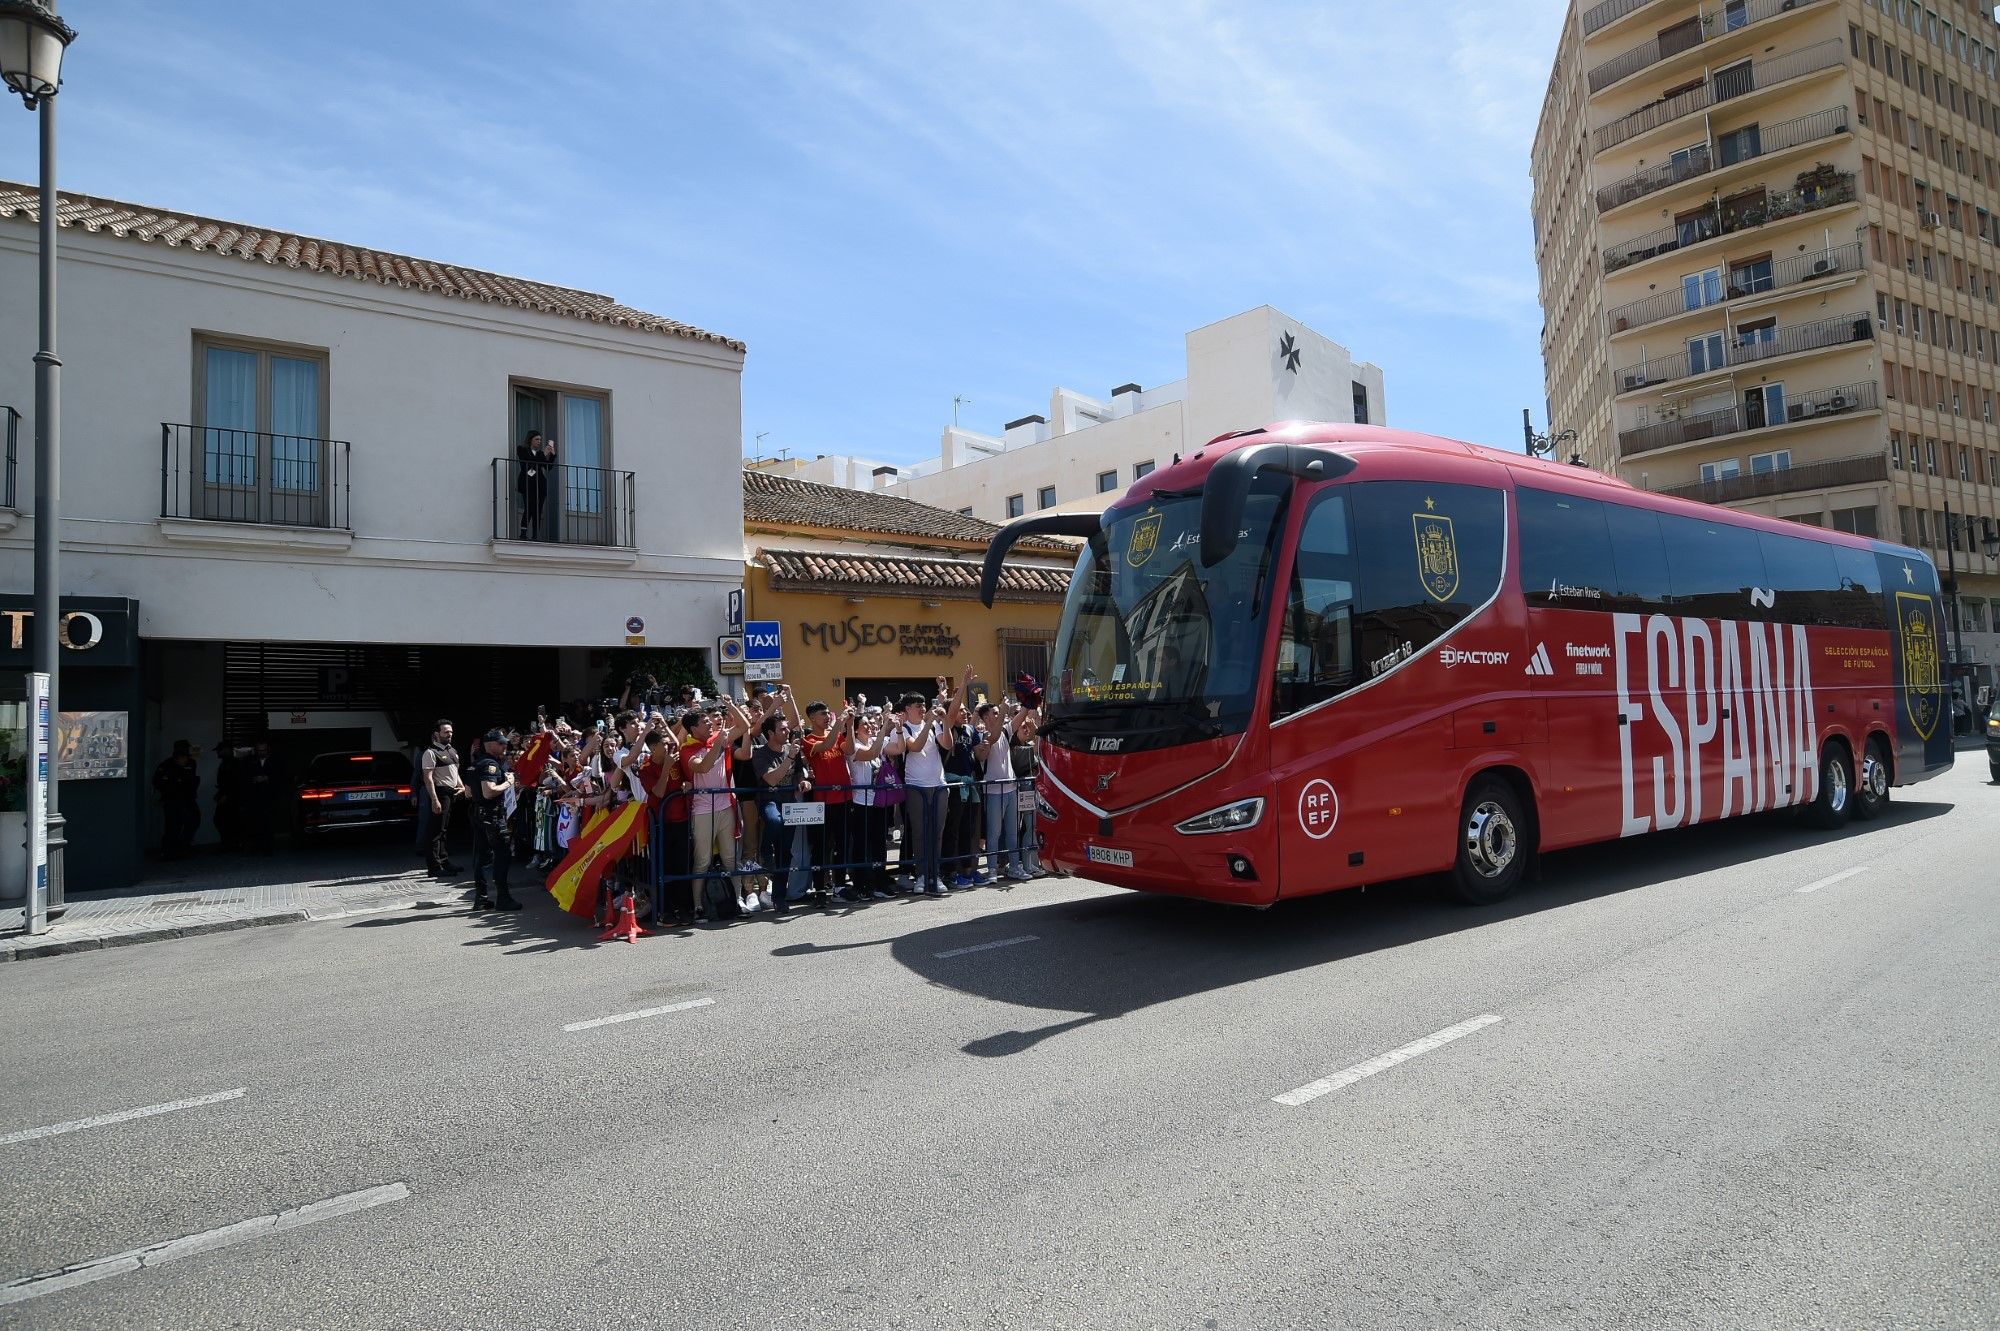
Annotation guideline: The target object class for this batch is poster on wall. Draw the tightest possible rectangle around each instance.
[56,710,129,781]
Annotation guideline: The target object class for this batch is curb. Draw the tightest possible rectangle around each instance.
[0,893,448,964]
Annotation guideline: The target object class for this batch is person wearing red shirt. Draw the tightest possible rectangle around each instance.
[803,701,859,903]
[640,718,695,927]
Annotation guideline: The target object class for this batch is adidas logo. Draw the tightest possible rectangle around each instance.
[1524,642,1555,677]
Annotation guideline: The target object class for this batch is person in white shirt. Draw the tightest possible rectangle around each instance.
[974,700,1033,882]
[884,667,970,895]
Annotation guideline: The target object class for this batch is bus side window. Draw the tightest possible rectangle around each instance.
[1832,547,1886,629]
[1518,488,1614,609]
[1756,532,1841,625]
[1660,513,1769,620]
[1274,490,1357,718]
[1604,505,1671,615]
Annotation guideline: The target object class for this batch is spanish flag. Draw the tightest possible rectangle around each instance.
[544,801,647,919]
[516,731,555,787]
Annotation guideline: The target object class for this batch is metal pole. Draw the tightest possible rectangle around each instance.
[1945,500,1965,720]
[30,91,62,924]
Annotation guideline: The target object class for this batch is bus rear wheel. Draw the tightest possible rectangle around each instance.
[1852,737,1892,820]
[1449,777,1528,906]
[1804,742,1852,830]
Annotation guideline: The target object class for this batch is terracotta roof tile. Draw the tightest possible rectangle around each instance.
[0,182,742,351]
[743,470,1074,553]
[761,548,1071,602]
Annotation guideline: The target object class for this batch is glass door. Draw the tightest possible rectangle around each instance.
[198,343,324,525]
[200,346,259,522]
[560,395,610,546]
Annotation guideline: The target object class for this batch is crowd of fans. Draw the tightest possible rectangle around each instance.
[417,665,1051,927]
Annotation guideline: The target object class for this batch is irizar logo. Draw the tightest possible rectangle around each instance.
[1090,736,1122,752]
[1525,643,1555,677]
[1439,646,1510,669]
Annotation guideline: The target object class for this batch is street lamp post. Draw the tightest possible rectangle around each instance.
[0,0,75,931]
[1522,408,1581,465]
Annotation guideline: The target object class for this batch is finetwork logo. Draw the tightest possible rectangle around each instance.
[1524,643,1555,677]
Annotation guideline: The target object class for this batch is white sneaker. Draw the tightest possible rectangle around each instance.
[1006,869,1032,881]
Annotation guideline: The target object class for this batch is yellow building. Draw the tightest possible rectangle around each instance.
[740,469,1077,707]
[1533,0,2000,695]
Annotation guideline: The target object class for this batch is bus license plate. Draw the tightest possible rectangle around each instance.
[1087,845,1134,868]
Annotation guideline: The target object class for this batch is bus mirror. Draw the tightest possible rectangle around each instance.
[1199,442,1355,566]
[980,511,1105,608]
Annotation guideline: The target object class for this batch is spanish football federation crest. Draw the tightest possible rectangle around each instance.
[1413,511,1459,602]
[1128,510,1163,568]
[1895,591,1942,740]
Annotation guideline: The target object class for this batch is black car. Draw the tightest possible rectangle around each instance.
[1985,709,2000,782]
[296,750,417,835]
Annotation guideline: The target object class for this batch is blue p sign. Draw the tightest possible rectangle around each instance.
[743,620,782,661]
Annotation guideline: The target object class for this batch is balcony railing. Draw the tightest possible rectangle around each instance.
[1618,379,1880,457]
[1653,450,1890,503]
[1608,242,1863,333]
[1582,0,1662,37]
[1587,0,1826,93]
[1596,105,1847,213]
[1615,311,1874,393]
[1602,171,1855,272]
[2,405,16,509]
[160,423,352,529]
[1593,39,1845,153]
[491,457,635,548]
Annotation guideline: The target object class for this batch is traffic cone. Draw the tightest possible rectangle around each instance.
[603,889,648,943]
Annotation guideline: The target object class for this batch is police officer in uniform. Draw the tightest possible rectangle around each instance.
[468,729,523,912]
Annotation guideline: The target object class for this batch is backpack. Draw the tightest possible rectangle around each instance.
[876,753,906,806]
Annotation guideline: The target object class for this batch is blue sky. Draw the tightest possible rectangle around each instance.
[1,0,1569,466]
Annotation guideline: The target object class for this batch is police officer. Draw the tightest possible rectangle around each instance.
[151,739,200,859]
[468,728,523,912]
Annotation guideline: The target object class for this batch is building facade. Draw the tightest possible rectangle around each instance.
[740,471,1076,708]
[0,184,745,886]
[1532,0,2000,698]
[774,306,1386,525]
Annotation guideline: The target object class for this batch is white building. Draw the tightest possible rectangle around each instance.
[0,182,745,885]
[776,307,1386,524]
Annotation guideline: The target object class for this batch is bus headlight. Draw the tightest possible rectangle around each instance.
[1036,790,1058,820]
[1174,798,1264,835]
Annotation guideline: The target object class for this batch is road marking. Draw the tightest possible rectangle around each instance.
[1796,866,1868,895]
[1274,1014,1504,1107]
[563,997,715,1032]
[0,1089,247,1147]
[933,934,1039,959]
[0,1182,410,1307]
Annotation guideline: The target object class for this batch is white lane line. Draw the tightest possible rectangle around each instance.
[933,934,1039,959]
[0,1181,410,1307]
[1796,866,1868,895]
[1274,1014,1504,1107]
[563,996,715,1033]
[0,1089,247,1147]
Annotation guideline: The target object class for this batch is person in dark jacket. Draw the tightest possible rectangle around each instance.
[515,430,555,540]
[152,739,200,859]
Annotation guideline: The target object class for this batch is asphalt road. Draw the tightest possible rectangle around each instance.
[1,756,1995,1329]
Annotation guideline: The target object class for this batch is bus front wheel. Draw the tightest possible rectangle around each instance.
[1449,777,1529,906]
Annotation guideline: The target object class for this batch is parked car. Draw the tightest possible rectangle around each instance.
[295,750,416,836]
[1986,709,2000,782]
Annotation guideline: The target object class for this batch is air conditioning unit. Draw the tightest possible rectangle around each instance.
[1828,393,1850,412]
[1787,402,1809,421]
[1809,257,1834,276]
[1922,211,1942,229]
[1623,372,1649,391]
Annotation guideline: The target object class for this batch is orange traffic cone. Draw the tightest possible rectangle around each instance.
[599,888,648,943]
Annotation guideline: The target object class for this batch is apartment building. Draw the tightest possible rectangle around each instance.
[1532,0,2000,699]
[770,307,1386,525]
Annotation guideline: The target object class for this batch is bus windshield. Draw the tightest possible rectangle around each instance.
[1046,476,1288,750]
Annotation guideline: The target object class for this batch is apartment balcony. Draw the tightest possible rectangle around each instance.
[1652,450,1890,502]
[1583,0,1676,39]
[1596,105,1847,214]
[1602,170,1854,273]
[1618,379,1879,457]
[1608,242,1862,334]
[1587,0,1830,95]
[490,457,636,550]
[1593,39,1845,154]
[1615,311,1873,394]
[160,422,352,530]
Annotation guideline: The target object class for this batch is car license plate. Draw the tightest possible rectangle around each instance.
[1087,845,1134,868]
[342,790,390,802]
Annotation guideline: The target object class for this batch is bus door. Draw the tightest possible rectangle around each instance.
[1876,549,1952,780]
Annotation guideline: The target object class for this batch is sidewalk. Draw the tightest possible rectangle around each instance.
[0,846,462,962]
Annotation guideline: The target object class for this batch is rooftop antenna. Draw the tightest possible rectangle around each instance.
[754,431,770,457]
[953,395,971,429]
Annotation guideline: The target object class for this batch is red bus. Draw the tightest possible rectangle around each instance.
[981,422,1952,906]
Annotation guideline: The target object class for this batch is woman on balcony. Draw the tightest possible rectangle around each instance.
[515,429,555,540]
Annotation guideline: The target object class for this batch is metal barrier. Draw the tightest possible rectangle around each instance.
[521,778,1049,927]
